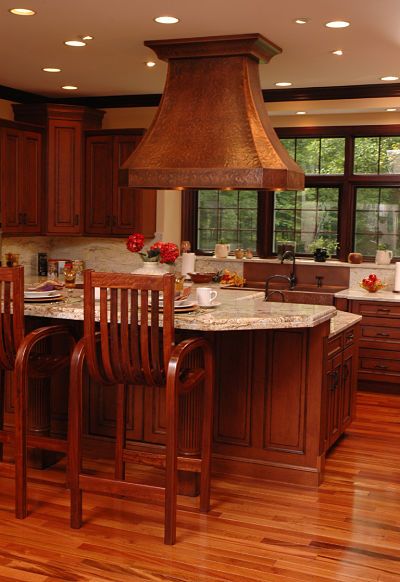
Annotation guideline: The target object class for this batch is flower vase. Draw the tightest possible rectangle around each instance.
[132,261,170,275]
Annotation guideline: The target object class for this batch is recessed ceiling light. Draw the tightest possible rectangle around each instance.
[81,35,93,40]
[64,40,86,47]
[9,7,36,15]
[42,67,61,73]
[146,61,156,68]
[325,20,350,28]
[275,82,292,87]
[61,85,78,90]
[296,111,306,115]
[332,49,344,56]
[381,76,399,81]
[386,108,397,112]
[294,17,310,24]
[154,15,180,24]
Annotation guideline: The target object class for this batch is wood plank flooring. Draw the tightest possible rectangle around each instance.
[0,391,399,581]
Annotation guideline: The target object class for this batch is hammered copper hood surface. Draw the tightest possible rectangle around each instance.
[119,34,304,191]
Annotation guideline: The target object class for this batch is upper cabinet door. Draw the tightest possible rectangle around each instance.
[47,119,82,234]
[85,135,114,234]
[1,128,42,234]
[112,134,156,236]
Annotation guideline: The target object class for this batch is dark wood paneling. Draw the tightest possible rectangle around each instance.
[265,330,305,451]
[85,135,113,234]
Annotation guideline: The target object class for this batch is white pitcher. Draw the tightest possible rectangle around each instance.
[375,249,393,265]
[214,243,230,258]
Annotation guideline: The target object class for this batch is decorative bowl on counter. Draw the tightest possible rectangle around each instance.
[188,272,216,283]
[359,273,387,293]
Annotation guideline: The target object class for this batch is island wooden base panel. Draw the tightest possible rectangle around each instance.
[0,392,397,581]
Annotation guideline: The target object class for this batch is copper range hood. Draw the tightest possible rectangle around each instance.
[119,33,304,191]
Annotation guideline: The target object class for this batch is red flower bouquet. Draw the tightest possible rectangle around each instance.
[126,233,179,265]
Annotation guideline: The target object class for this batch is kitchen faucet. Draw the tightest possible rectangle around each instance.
[264,250,296,301]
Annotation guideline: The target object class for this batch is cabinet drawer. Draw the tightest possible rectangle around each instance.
[359,356,400,374]
[327,333,343,358]
[356,302,400,318]
[361,325,400,342]
[343,327,356,347]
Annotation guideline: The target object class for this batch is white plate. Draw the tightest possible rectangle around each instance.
[149,298,195,309]
[24,290,61,298]
[198,301,221,308]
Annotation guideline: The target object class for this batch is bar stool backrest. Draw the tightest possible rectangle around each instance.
[0,266,24,370]
[83,270,176,387]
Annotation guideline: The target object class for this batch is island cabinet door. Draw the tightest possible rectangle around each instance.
[85,135,114,234]
[325,351,342,450]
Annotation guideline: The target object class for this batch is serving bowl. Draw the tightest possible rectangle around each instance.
[188,272,216,283]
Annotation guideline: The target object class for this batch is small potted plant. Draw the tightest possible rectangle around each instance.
[375,243,393,265]
[308,238,339,262]
[215,239,231,258]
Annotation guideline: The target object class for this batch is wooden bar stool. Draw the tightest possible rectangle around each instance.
[0,266,75,518]
[68,270,214,544]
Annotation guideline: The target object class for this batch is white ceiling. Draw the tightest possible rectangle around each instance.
[1,0,400,104]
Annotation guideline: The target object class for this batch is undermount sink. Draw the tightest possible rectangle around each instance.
[265,289,335,305]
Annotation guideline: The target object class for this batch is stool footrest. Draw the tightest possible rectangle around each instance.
[122,448,202,472]
[79,473,165,503]
[27,436,68,453]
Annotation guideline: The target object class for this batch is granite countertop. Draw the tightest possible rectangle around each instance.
[23,286,337,332]
[335,287,400,302]
[329,311,361,337]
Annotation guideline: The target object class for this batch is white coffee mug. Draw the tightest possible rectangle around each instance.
[196,287,218,306]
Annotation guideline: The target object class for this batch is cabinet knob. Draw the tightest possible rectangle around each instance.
[346,332,354,341]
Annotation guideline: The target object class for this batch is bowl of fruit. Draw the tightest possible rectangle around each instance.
[359,273,387,293]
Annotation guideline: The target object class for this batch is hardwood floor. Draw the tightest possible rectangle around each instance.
[0,391,399,581]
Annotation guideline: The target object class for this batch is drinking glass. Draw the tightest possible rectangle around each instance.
[63,268,77,301]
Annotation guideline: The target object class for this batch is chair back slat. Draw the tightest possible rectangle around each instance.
[0,267,25,370]
[83,270,175,387]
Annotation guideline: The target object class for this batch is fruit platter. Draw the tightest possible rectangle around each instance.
[359,273,387,293]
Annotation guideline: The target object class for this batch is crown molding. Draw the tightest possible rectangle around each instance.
[2,82,400,108]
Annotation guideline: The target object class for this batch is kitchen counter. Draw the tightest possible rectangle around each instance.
[335,287,400,302]
[24,287,337,331]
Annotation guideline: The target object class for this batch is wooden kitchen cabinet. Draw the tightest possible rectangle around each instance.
[13,104,104,235]
[324,325,358,451]
[351,299,400,393]
[1,126,43,234]
[85,131,156,236]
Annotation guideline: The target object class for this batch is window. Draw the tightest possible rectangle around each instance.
[182,126,400,260]
[197,190,258,251]
[274,187,340,254]
[354,187,400,256]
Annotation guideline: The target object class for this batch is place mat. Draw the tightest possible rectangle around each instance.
[23,295,66,303]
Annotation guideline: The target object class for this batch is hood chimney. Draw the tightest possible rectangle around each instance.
[119,33,304,191]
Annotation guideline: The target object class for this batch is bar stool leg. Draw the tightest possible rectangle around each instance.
[69,340,85,529]
[164,374,178,545]
[200,350,214,513]
[14,364,27,519]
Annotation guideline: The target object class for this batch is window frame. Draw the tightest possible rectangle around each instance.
[181,124,400,261]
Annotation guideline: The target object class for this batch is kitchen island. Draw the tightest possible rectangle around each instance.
[22,287,360,487]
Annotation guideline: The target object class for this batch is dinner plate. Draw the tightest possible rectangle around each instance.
[198,301,221,308]
[150,298,195,309]
[24,294,64,302]
[24,290,61,299]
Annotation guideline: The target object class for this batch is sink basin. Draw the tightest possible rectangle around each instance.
[265,289,335,305]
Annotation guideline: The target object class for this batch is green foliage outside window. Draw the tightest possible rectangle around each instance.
[273,188,339,254]
[281,137,345,174]
[354,187,400,256]
[354,136,400,174]
[197,190,257,251]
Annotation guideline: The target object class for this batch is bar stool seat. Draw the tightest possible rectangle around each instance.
[68,270,214,544]
[0,266,75,518]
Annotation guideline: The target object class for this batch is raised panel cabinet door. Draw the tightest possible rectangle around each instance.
[85,135,113,234]
[326,351,342,449]
[341,343,356,430]
[47,119,82,234]
[20,131,42,233]
[1,128,22,232]
[112,135,156,236]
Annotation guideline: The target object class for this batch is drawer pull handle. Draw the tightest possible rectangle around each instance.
[377,332,390,337]
[328,370,339,391]
[377,308,390,313]
[375,364,388,370]
[343,363,349,381]
[346,333,354,341]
